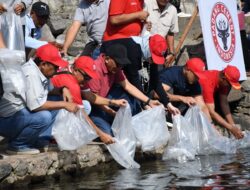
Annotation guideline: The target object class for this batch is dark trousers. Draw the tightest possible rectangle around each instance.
[101,38,143,92]
[81,41,99,57]
[90,85,141,135]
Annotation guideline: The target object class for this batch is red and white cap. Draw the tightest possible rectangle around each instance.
[149,34,168,65]
[186,58,205,79]
[36,44,68,68]
[74,56,99,79]
[223,65,241,90]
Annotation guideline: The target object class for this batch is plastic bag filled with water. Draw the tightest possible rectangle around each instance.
[106,105,140,169]
[0,49,26,101]
[52,109,98,150]
[132,105,170,152]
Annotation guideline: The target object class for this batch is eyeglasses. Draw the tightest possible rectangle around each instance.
[78,69,92,81]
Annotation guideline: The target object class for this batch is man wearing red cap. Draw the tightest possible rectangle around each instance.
[159,58,211,119]
[198,65,244,139]
[51,56,128,144]
[0,44,78,155]
[20,44,80,153]
[131,33,180,114]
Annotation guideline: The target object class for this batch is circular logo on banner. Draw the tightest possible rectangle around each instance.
[211,2,235,62]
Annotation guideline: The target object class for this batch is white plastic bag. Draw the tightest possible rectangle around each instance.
[0,49,26,101]
[106,105,140,169]
[163,114,196,162]
[132,105,170,152]
[1,12,25,51]
[52,109,98,150]
[184,106,237,155]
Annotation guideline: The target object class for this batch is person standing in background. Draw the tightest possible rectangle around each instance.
[103,0,148,41]
[62,0,110,58]
[143,0,179,67]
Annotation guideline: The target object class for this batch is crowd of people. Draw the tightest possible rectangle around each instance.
[0,0,246,155]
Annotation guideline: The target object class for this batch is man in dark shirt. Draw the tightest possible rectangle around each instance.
[159,58,211,119]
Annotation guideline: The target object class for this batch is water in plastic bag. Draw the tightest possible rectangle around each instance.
[163,114,196,162]
[132,105,170,152]
[1,12,25,51]
[184,106,237,155]
[52,109,98,150]
[0,49,26,101]
[106,105,140,169]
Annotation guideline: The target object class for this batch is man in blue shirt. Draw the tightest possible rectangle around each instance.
[159,58,211,119]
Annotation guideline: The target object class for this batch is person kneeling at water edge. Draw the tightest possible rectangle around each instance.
[87,43,161,136]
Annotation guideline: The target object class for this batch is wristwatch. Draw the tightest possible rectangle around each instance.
[169,52,175,56]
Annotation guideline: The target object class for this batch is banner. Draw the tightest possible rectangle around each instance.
[198,0,246,80]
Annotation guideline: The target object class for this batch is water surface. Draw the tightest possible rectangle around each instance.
[30,149,250,190]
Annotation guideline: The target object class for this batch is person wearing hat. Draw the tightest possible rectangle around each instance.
[131,33,180,114]
[25,1,50,49]
[101,34,177,110]
[51,56,128,144]
[198,65,244,139]
[88,43,161,135]
[20,44,80,153]
[159,57,211,119]
[0,44,77,155]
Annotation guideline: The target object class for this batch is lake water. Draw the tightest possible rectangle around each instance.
[29,148,250,190]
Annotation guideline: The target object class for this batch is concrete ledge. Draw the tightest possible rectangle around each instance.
[0,144,112,187]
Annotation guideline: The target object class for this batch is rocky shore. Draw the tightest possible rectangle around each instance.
[0,144,113,188]
[0,0,249,187]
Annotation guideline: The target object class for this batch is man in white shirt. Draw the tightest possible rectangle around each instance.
[0,44,78,155]
[144,0,179,67]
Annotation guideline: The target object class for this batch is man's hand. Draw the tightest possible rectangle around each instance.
[230,125,244,139]
[148,99,161,108]
[0,4,6,14]
[61,47,68,56]
[167,102,180,115]
[110,99,127,107]
[164,54,174,67]
[62,87,73,102]
[64,102,79,113]
[14,3,25,15]
[181,96,196,107]
[99,132,115,144]
[138,11,149,22]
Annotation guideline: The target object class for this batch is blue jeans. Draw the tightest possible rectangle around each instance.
[0,108,58,150]
[90,85,141,135]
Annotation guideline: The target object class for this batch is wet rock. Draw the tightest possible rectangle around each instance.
[14,161,28,177]
[0,163,12,180]
[241,80,250,92]
[228,89,244,102]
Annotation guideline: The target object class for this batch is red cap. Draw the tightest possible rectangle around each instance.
[149,34,168,65]
[223,65,241,90]
[36,44,68,68]
[186,58,205,78]
[74,56,99,79]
